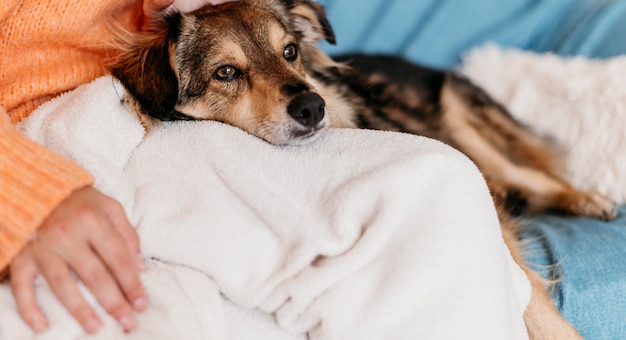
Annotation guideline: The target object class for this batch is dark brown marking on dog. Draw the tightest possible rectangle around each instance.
[110,12,195,121]
[327,55,447,139]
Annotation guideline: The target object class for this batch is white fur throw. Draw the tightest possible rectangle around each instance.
[460,45,626,204]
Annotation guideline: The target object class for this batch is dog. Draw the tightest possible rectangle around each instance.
[110,0,617,338]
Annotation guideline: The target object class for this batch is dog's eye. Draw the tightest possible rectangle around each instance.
[283,44,298,62]
[214,65,241,81]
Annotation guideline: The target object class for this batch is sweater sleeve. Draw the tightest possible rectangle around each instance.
[0,108,94,270]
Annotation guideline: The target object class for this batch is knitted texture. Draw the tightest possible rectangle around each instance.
[0,0,141,122]
[0,0,142,269]
[0,112,94,269]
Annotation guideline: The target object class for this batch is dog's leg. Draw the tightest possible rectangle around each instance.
[441,80,617,220]
[500,213,583,340]
[449,121,616,219]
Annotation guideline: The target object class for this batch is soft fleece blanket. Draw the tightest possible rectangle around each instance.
[0,75,530,339]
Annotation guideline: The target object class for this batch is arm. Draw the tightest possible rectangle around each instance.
[0,109,93,271]
[2,0,233,335]
[0,0,168,332]
[0,106,147,334]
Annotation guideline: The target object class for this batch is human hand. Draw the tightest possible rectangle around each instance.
[144,0,233,20]
[171,0,233,13]
[9,186,146,334]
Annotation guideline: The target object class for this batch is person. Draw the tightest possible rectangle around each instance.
[0,0,227,334]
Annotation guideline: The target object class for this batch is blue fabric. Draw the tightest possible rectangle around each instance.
[317,0,626,338]
[523,207,626,340]
[318,0,626,69]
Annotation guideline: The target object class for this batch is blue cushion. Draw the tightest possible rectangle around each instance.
[318,1,626,338]
[524,206,626,339]
[318,0,626,69]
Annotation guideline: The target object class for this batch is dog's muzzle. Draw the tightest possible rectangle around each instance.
[287,93,325,128]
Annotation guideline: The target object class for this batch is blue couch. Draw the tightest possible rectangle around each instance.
[317,0,626,338]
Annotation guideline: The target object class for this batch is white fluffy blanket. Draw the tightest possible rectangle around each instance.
[461,45,626,204]
[0,72,531,339]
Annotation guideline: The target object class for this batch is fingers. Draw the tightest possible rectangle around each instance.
[69,188,146,315]
[142,0,232,30]
[10,187,147,335]
[68,244,140,332]
[17,218,145,335]
[36,251,103,334]
[102,198,143,266]
[96,199,147,311]
[144,0,175,14]
[69,199,146,331]
[88,221,147,314]
[143,0,175,23]
[172,0,230,13]
[10,255,48,333]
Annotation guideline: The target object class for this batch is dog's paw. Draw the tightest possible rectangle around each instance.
[570,191,618,221]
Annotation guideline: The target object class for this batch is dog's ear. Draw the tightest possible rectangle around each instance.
[284,0,336,45]
[241,0,335,44]
[110,12,186,120]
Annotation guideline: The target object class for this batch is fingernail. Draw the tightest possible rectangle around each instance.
[31,317,47,333]
[84,316,102,334]
[133,297,147,311]
[119,315,136,332]
[137,255,146,271]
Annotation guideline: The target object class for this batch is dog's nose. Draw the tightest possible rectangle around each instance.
[287,93,325,127]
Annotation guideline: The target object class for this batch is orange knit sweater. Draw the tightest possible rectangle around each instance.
[0,0,145,270]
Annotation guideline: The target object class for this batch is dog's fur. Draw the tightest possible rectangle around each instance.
[110,0,618,338]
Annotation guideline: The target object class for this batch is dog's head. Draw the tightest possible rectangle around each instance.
[111,0,339,145]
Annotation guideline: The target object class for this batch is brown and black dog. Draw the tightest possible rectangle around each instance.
[110,0,617,338]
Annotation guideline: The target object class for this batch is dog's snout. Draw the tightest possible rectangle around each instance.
[287,93,325,127]
[282,82,310,97]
